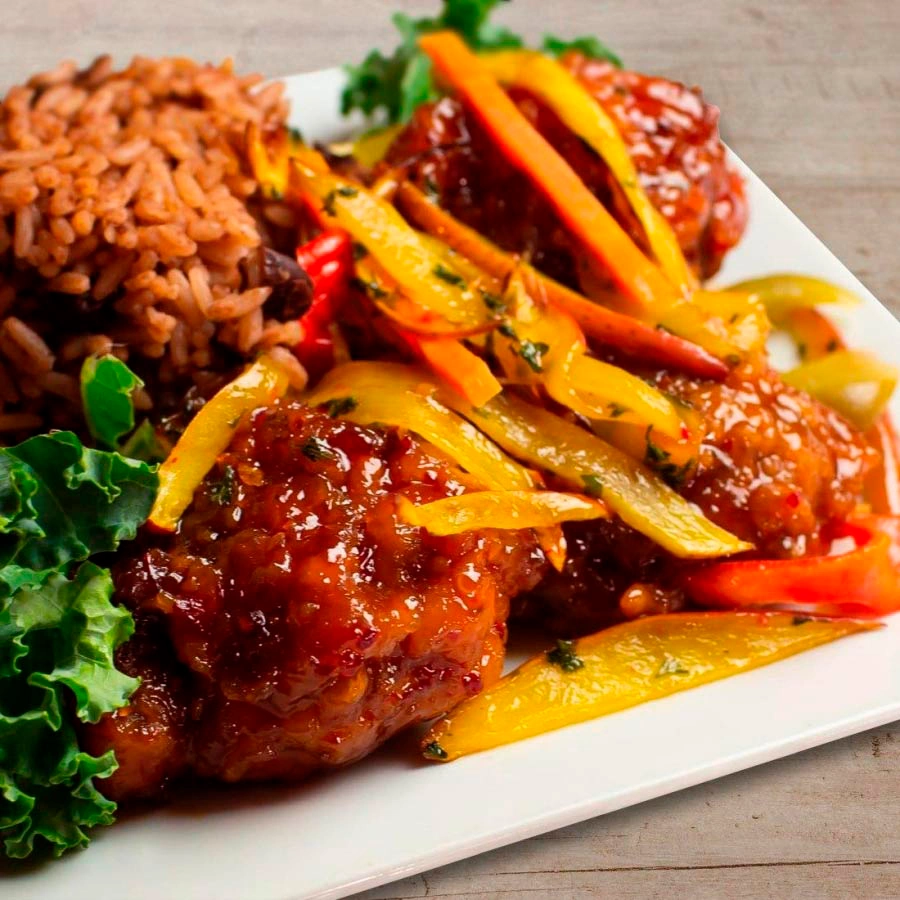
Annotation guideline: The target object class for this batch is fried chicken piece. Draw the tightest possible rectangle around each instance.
[520,367,878,636]
[383,53,746,282]
[87,404,546,796]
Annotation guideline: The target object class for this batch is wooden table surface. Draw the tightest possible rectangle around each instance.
[5,1,900,897]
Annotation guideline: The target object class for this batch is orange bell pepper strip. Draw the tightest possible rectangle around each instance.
[148,354,290,532]
[480,49,696,294]
[401,332,502,409]
[683,517,900,618]
[440,389,751,559]
[779,306,845,360]
[395,181,728,380]
[305,362,534,492]
[396,490,608,536]
[418,32,681,316]
[422,611,877,761]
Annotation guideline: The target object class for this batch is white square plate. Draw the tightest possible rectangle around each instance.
[6,67,900,900]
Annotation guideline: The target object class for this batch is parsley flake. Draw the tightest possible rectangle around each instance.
[547,639,585,673]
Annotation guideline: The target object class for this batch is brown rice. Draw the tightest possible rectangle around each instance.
[0,54,304,432]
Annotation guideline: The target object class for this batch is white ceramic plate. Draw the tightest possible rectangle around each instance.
[6,67,900,900]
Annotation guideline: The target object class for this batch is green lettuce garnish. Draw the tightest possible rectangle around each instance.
[0,564,138,858]
[1,361,159,859]
[341,0,622,125]
[80,355,142,450]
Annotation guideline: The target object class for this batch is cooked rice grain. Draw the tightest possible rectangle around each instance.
[0,55,295,429]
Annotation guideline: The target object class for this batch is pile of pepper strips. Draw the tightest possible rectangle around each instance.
[148,32,900,759]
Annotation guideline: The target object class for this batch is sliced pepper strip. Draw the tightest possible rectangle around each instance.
[779,306,845,361]
[867,416,900,516]
[782,349,898,431]
[148,354,290,532]
[306,362,534,491]
[422,612,876,761]
[481,49,696,293]
[724,273,861,325]
[441,389,751,558]
[684,517,900,618]
[395,181,728,380]
[418,32,681,315]
[397,490,608,536]
[294,167,490,330]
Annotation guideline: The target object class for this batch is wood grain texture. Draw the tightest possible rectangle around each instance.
[3,1,899,897]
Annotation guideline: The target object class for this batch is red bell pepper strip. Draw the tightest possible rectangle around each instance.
[683,517,900,618]
[294,229,354,378]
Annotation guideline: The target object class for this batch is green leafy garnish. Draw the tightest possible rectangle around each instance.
[422,740,449,760]
[0,432,158,599]
[0,427,157,858]
[547,639,584,673]
[541,34,623,68]
[581,474,604,497]
[341,1,621,126]
[80,355,141,450]
[0,563,138,858]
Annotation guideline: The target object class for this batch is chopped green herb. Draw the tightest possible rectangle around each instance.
[607,402,629,418]
[656,655,689,677]
[433,263,466,287]
[581,474,604,496]
[480,289,506,313]
[792,615,813,626]
[322,190,338,217]
[325,396,359,418]
[728,312,740,324]
[826,339,839,353]
[337,185,359,198]
[498,322,517,340]
[350,276,389,300]
[518,339,550,373]
[725,353,742,368]
[287,126,303,143]
[547,639,585,673]
[210,464,236,507]
[644,427,671,466]
[352,241,368,261]
[423,740,449,760]
[423,174,441,201]
[301,437,335,462]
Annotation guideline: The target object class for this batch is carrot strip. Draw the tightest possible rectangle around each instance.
[418,32,681,316]
[396,182,728,380]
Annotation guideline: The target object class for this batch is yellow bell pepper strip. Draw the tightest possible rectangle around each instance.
[480,49,696,294]
[294,167,491,331]
[440,389,751,558]
[422,611,876,761]
[396,490,608,536]
[724,273,861,326]
[247,125,329,199]
[684,516,900,618]
[690,288,771,357]
[782,350,898,431]
[394,181,729,380]
[418,32,682,316]
[349,125,405,168]
[306,362,534,491]
[148,354,290,532]
[352,252,503,407]
[495,273,689,448]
